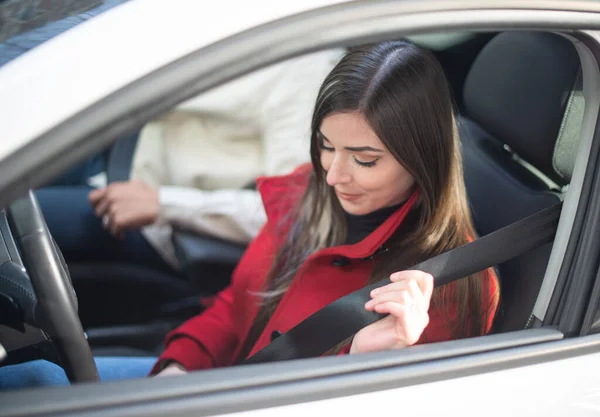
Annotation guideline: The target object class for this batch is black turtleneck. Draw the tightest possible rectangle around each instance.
[344,202,404,245]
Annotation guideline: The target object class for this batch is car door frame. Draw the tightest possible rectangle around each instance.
[3,1,600,416]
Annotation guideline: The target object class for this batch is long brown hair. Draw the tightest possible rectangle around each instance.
[237,40,495,361]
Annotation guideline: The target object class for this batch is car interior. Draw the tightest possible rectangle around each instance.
[0,29,584,373]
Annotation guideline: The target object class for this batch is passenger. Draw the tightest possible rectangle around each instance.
[37,49,343,274]
[0,40,499,387]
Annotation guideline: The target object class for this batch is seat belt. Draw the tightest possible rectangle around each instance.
[243,202,562,364]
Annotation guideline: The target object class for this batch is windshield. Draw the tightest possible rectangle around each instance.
[0,0,128,67]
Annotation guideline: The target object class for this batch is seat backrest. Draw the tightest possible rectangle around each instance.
[459,32,583,333]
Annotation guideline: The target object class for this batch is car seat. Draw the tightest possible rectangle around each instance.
[459,31,583,333]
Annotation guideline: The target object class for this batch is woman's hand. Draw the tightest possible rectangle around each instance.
[350,270,434,354]
[154,362,187,378]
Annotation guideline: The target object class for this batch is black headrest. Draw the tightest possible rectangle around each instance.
[463,32,582,185]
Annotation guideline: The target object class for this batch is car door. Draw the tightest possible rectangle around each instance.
[2,1,600,416]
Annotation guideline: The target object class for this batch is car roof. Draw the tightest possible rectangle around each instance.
[0,0,346,164]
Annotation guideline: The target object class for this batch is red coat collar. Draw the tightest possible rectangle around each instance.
[257,164,420,259]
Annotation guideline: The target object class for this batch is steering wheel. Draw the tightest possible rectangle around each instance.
[6,190,99,383]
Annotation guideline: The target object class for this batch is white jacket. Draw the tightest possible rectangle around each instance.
[130,49,344,268]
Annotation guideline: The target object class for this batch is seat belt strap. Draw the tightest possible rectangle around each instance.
[244,202,562,364]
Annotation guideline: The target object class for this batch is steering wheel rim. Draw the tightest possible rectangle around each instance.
[7,190,99,383]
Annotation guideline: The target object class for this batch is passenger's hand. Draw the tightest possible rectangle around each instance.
[350,270,434,354]
[154,362,187,378]
[89,180,159,238]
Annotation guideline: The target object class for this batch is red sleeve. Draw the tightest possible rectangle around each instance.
[151,223,279,375]
[151,285,239,374]
[151,167,313,375]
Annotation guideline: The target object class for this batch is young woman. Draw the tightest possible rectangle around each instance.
[0,40,499,387]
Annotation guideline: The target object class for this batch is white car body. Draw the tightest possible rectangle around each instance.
[225,352,600,417]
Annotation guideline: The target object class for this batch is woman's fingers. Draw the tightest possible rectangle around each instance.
[352,272,435,354]
[376,271,433,307]
[366,289,425,314]
[372,300,410,318]
[368,274,432,313]
[408,278,430,312]
[390,270,434,300]
[373,301,430,344]
[369,281,412,305]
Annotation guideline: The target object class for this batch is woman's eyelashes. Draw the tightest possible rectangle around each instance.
[353,156,379,167]
[320,140,380,168]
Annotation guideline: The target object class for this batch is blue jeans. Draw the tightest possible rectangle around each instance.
[36,187,176,274]
[0,357,156,390]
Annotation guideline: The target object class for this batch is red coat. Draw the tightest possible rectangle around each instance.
[153,165,499,372]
